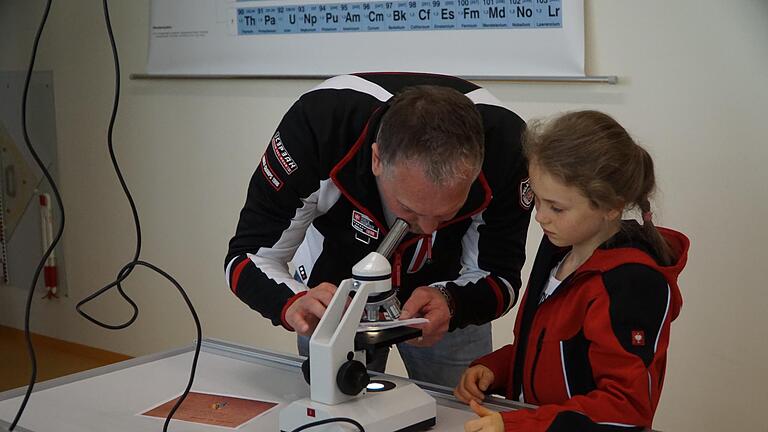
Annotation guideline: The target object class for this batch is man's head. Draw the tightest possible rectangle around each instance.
[373,86,485,234]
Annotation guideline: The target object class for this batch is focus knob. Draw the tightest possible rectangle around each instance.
[336,358,369,395]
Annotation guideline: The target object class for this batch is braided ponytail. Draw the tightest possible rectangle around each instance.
[637,153,673,266]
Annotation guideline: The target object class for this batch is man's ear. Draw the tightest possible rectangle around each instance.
[371,142,383,177]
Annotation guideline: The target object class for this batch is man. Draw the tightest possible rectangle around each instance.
[226,72,532,387]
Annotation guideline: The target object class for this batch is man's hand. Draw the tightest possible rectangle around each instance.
[399,286,451,346]
[464,400,503,432]
[454,365,495,404]
[285,282,340,336]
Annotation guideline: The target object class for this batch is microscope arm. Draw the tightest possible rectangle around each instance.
[309,253,391,405]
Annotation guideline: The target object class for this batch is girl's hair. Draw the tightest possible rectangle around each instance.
[523,110,673,265]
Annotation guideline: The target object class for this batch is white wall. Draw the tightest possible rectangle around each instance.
[1,1,766,431]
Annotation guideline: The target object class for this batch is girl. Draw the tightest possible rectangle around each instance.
[454,110,689,432]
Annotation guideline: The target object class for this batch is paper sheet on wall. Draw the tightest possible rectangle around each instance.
[147,0,584,77]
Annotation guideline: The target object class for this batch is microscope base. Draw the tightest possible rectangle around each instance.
[279,376,436,432]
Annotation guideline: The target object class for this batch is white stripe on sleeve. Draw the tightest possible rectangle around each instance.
[309,75,393,102]
[250,179,340,295]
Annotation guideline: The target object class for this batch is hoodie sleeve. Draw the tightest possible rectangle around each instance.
[470,344,516,395]
[225,97,325,329]
[496,264,674,431]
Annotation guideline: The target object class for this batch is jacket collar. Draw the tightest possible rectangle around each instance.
[580,220,689,278]
[535,220,689,282]
[527,221,689,324]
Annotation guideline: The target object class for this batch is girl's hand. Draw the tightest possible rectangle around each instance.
[454,365,495,404]
[464,399,504,432]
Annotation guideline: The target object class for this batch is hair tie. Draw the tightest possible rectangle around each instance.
[642,211,653,223]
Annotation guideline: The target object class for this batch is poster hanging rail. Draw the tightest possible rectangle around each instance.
[129,73,617,84]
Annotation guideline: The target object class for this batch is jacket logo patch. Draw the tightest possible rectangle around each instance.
[631,330,646,346]
[271,131,298,175]
[351,210,379,240]
[355,232,371,245]
[520,177,533,210]
[261,155,283,191]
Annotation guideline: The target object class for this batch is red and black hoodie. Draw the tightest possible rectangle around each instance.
[472,221,689,431]
[225,73,532,331]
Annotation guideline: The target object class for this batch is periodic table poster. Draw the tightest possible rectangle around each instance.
[146,0,583,77]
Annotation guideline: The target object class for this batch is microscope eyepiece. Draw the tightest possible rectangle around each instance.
[376,218,409,259]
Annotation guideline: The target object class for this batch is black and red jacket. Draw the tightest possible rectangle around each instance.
[226,73,532,331]
[472,221,689,431]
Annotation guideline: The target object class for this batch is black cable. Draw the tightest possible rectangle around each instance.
[73,0,139,332]
[117,260,202,432]
[70,1,203,431]
[9,0,59,429]
[289,417,365,432]
[7,1,201,430]
[5,4,356,431]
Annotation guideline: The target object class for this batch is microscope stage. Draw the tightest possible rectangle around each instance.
[354,326,422,351]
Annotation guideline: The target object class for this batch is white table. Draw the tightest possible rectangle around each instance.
[0,339,532,431]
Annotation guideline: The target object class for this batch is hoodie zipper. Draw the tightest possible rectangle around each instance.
[525,272,594,403]
[529,327,546,403]
[392,233,432,288]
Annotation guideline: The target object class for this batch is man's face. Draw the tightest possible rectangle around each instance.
[372,143,475,234]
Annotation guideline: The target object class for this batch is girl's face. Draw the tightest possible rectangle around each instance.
[528,161,621,251]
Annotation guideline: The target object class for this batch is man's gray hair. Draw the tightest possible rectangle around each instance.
[376,85,484,185]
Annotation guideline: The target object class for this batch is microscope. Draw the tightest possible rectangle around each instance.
[279,219,437,432]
